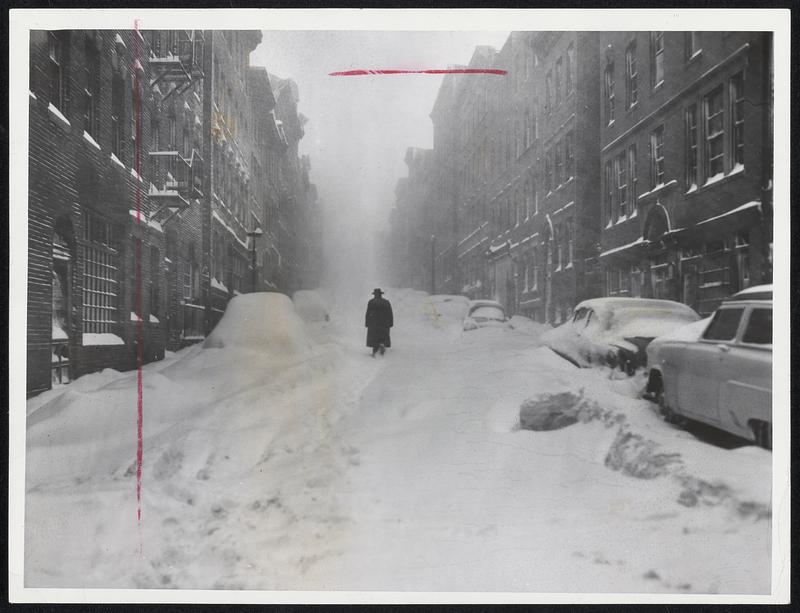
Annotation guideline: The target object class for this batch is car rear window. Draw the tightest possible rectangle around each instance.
[742,308,772,345]
[702,307,744,341]
[471,306,505,320]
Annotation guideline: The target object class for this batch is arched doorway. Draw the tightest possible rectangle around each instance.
[52,217,75,385]
[642,204,677,300]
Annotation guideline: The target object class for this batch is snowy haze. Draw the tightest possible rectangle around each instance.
[249,31,510,295]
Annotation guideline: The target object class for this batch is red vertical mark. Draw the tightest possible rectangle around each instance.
[133,19,144,554]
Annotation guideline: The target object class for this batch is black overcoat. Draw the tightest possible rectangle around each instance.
[365,296,393,348]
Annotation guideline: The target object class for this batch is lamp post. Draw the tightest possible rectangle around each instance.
[247,227,263,292]
[430,234,436,295]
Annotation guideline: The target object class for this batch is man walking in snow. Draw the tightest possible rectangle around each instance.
[365,288,393,357]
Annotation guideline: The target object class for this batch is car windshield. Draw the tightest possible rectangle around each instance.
[471,306,505,320]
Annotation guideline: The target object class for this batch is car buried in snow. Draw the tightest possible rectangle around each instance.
[462,299,512,331]
[542,297,701,374]
[645,285,773,449]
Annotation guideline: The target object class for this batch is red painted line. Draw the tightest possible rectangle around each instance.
[329,68,507,77]
[132,19,144,554]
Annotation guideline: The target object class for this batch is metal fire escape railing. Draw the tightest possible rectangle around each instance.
[149,30,205,100]
[146,30,207,225]
[147,149,204,224]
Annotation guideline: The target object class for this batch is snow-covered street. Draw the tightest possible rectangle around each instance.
[24,288,771,593]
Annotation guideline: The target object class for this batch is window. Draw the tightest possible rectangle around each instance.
[604,160,614,223]
[566,218,574,264]
[531,250,539,290]
[702,307,744,342]
[651,32,664,87]
[555,226,562,270]
[742,308,772,345]
[84,34,100,136]
[604,62,615,124]
[48,31,69,112]
[530,171,538,215]
[82,215,119,334]
[685,32,700,59]
[730,72,745,168]
[532,100,538,139]
[150,246,160,318]
[565,131,575,181]
[686,104,699,187]
[524,178,532,219]
[615,151,628,218]
[650,125,665,187]
[183,242,199,300]
[545,70,552,111]
[566,43,575,96]
[625,41,638,108]
[554,141,563,187]
[544,149,552,193]
[625,145,637,215]
[110,71,125,158]
[555,57,562,105]
[608,267,620,294]
[704,86,725,179]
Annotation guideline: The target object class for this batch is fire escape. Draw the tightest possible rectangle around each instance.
[147,30,206,224]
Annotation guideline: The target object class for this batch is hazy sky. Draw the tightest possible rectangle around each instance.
[250,31,510,231]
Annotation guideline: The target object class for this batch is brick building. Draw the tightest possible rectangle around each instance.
[390,29,772,323]
[27,29,318,396]
[392,31,602,324]
[597,31,773,315]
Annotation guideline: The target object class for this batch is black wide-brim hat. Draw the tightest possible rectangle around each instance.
[372,288,384,295]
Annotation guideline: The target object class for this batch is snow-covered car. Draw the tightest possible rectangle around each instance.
[645,285,773,449]
[542,297,701,374]
[462,300,510,331]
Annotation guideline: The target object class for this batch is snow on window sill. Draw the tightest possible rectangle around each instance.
[82,332,125,346]
[688,49,703,62]
[149,315,160,323]
[82,130,101,150]
[565,262,574,270]
[615,214,628,225]
[47,103,71,129]
[130,167,143,181]
[29,91,37,100]
[110,153,126,170]
[638,179,677,201]
[131,311,142,322]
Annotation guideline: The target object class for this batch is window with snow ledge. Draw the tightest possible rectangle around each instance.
[48,102,71,129]
[110,153,126,169]
[83,130,101,150]
[82,332,125,346]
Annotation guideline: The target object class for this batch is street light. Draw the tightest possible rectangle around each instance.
[246,227,263,292]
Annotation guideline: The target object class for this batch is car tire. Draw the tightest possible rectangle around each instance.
[654,383,681,425]
[752,421,772,451]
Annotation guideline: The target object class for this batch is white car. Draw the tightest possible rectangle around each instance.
[462,300,510,331]
[645,285,773,449]
[542,297,701,374]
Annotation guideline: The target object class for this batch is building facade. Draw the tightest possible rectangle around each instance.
[27,29,318,396]
[598,31,773,315]
[389,29,772,324]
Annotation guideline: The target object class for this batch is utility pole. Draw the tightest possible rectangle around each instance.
[201,31,213,334]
